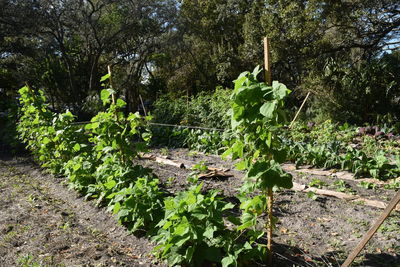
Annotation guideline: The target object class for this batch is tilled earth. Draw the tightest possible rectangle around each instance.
[0,153,159,267]
[0,147,399,267]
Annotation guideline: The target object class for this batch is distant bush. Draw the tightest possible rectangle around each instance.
[150,87,232,151]
[306,52,400,124]
[151,87,231,129]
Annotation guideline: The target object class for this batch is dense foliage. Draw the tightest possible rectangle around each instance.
[150,87,233,153]
[15,76,273,266]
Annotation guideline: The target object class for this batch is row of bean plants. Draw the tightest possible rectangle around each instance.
[16,74,278,266]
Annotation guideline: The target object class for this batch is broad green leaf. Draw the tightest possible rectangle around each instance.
[100,89,111,104]
[73,162,82,171]
[104,179,116,189]
[185,246,195,263]
[175,234,191,247]
[73,143,81,152]
[222,202,235,211]
[221,148,232,160]
[247,161,269,180]
[235,160,247,170]
[232,140,244,158]
[222,255,236,267]
[237,219,254,231]
[203,226,216,239]
[272,81,290,100]
[116,98,126,108]
[100,73,110,82]
[113,202,121,214]
[252,65,262,77]
[259,101,277,119]
[174,217,189,236]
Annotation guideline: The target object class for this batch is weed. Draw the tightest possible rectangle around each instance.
[160,147,169,156]
[358,181,377,190]
[191,160,208,172]
[307,191,318,200]
[333,180,355,194]
[17,254,43,267]
[308,178,327,189]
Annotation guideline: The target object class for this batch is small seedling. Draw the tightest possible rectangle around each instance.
[160,147,169,156]
[359,181,377,190]
[191,160,208,172]
[333,180,354,193]
[308,178,327,189]
[307,191,318,200]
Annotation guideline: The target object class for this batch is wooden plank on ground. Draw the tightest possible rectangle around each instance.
[282,163,395,185]
[292,182,400,211]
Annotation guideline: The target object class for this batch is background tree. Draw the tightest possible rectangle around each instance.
[1,0,176,116]
[1,0,399,124]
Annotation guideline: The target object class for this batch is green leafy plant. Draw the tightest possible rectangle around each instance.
[153,183,232,265]
[307,191,318,200]
[17,85,53,159]
[17,84,90,175]
[223,66,292,262]
[359,181,377,190]
[308,178,327,189]
[153,183,258,266]
[107,176,165,234]
[333,180,356,194]
[191,160,208,172]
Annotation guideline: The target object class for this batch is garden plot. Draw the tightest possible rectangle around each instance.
[0,147,398,267]
[0,154,160,267]
[136,148,400,266]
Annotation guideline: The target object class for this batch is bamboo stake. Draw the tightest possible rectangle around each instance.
[341,190,400,267]
[289,91,310,129]
[139,94,147,117]
[264,36,274,266]
[107,65,115,105]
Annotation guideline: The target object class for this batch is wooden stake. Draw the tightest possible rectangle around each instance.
[264,36,274,265]
[341,190,400,267]
[264,37,272,86]
[139,94,147,117]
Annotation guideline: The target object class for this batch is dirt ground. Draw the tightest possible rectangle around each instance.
[138,148,399,266]
[0,152,160,267]
[0,147,399,267]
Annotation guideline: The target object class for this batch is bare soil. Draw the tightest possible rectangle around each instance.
[0,152,160,267]
[0,147,399,267]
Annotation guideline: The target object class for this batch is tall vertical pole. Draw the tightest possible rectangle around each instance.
[264,37,272,86]
[264,37,274,266]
